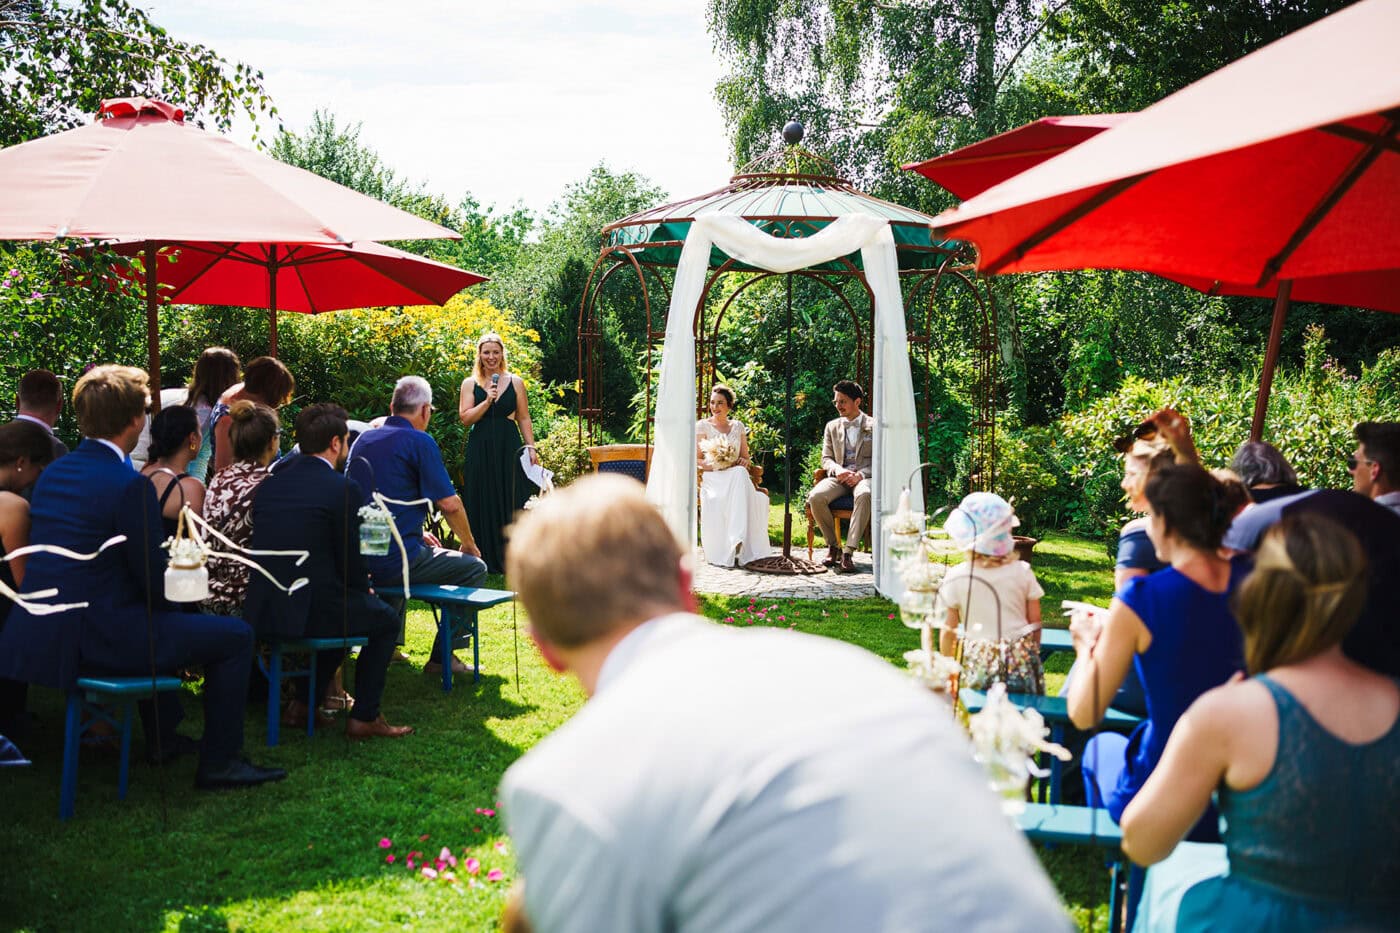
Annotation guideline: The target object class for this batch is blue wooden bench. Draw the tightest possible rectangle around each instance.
[961,688,1144,804]
[1040,627,1072,658]
[1016,803,1129,933]
[61,674,184,821]
[375,585,515,693]
[260,636,370,746]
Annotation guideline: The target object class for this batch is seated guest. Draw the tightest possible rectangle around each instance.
[0,366,283,787]
[1224,440,1400,678]
[210,356,295,474]
[203,401,280,617]
[805,379,872,574]
[139,405,206,537]
[1122,514,1400,931]
[8,369,68,479]
[244,403,411,738]
[184,347,242,482]
[501,475,1071,932]
[1351,420,1400,516]
[0,420,58,735]
[1228,441,1301,504]
[1068,464,1247,838]
[350,376,485,675]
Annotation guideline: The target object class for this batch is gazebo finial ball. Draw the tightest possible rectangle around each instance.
[782,121,805,145]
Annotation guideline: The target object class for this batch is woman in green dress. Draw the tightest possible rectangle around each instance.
[458,333,538,574]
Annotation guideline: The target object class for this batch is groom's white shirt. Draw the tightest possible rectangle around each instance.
[502,614,1070,933]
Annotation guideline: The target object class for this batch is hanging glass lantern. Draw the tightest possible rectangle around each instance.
[164,537,209,602]
[358,505,393,556]
[883,487,925,566]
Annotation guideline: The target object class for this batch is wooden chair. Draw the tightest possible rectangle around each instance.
[588,444,653,483]
[804,468,866,558]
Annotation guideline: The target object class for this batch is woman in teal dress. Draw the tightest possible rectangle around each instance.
[1121,513,1400,931]
[458,333,538,574]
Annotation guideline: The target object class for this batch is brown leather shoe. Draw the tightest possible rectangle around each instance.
[282,700,336,730]
[836,551,856,574]
[346,715,414,740]
[822,545,841,567]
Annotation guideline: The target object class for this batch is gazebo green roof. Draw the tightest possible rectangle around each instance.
[602,169,962,274]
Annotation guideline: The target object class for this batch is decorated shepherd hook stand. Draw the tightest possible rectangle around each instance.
[163,505,312,602]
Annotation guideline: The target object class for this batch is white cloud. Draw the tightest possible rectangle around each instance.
[148,0,739,215]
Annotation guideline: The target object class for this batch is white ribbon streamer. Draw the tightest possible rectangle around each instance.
[174,506,311,595]
[1,535,127,615]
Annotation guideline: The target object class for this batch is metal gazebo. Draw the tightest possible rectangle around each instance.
[577,126,1001,569]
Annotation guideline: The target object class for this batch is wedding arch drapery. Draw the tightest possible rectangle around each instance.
[644,212,922,598]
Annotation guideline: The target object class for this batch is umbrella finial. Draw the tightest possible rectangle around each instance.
[782,120,805,145]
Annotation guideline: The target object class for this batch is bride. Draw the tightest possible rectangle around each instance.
[696,385,771,568]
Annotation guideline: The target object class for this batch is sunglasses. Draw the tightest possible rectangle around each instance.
[1347,455,1371,471]
[1113,420,1159,454]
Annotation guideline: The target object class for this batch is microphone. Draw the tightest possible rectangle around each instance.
[491,374,500,387]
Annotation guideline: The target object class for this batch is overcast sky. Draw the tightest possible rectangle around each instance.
[150,0,737,216]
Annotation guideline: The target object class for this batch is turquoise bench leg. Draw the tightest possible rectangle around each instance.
[116,697,135,801]
[59,694,83,821]
[267,648,283,747]
[434,605,480,694]
[305,650,318,739]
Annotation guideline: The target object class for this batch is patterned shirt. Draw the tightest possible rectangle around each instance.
[202,459,271,615]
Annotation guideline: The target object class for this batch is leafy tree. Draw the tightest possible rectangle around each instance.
[489,164,667,437]
[0,0,276,148]
[1052,0,1355,112]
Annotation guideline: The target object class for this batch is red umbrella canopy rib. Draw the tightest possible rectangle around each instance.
[903,114,1130,201]
[0,98,459,244]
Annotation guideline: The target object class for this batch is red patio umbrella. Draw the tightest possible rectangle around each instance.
[903,114,1129,200]
[930,0,1400,439]
[110,240,486,355]
[0,98,462,393]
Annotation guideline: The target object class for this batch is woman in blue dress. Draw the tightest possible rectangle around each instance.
[1122,513,1400,931]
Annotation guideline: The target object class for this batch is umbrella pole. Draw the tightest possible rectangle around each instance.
[145,240,162,411]
[268,245,279,358]
[1250,280,1292,442]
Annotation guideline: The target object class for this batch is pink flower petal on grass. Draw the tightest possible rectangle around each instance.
[439,846,452,862]
[464,857,481,875]
[482,808,496,817]
[385,854,396,864]
[422,867,438,879]
[406,858,415,870]
[379,837,393,849]
[419,834,430,842]
[494,840,508,854]
[487,869,505,882]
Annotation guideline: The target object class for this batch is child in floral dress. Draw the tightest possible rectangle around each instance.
[938,492,1045,694]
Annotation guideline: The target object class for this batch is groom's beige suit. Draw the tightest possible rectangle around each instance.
[807,411,874,551]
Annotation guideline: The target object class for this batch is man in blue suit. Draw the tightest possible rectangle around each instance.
[244,404,411,739]
[0,365,285,789]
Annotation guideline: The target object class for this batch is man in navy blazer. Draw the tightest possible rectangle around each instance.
[244,404,411,739]
[0,366,284,789]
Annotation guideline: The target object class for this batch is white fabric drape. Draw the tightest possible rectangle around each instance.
[645,213,922,598]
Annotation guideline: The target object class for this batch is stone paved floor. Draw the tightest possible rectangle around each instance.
[691,547,879,599]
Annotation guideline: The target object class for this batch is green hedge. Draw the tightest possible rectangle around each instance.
[994,327,1398,548]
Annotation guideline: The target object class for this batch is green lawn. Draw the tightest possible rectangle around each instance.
[0,534,1119,932]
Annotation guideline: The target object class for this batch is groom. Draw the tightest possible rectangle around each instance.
[806,380,872,574]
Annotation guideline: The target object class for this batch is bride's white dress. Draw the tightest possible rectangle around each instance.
[697,420,771,568]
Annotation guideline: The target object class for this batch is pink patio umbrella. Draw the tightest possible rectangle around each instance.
[930,0,1400,439]
[0,98,462,394]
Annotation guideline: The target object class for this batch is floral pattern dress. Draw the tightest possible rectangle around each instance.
[202,460,271,616]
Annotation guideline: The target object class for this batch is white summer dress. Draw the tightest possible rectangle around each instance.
[697,419,771,568]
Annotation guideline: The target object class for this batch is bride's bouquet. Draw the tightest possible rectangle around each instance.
[698,434,740,470]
